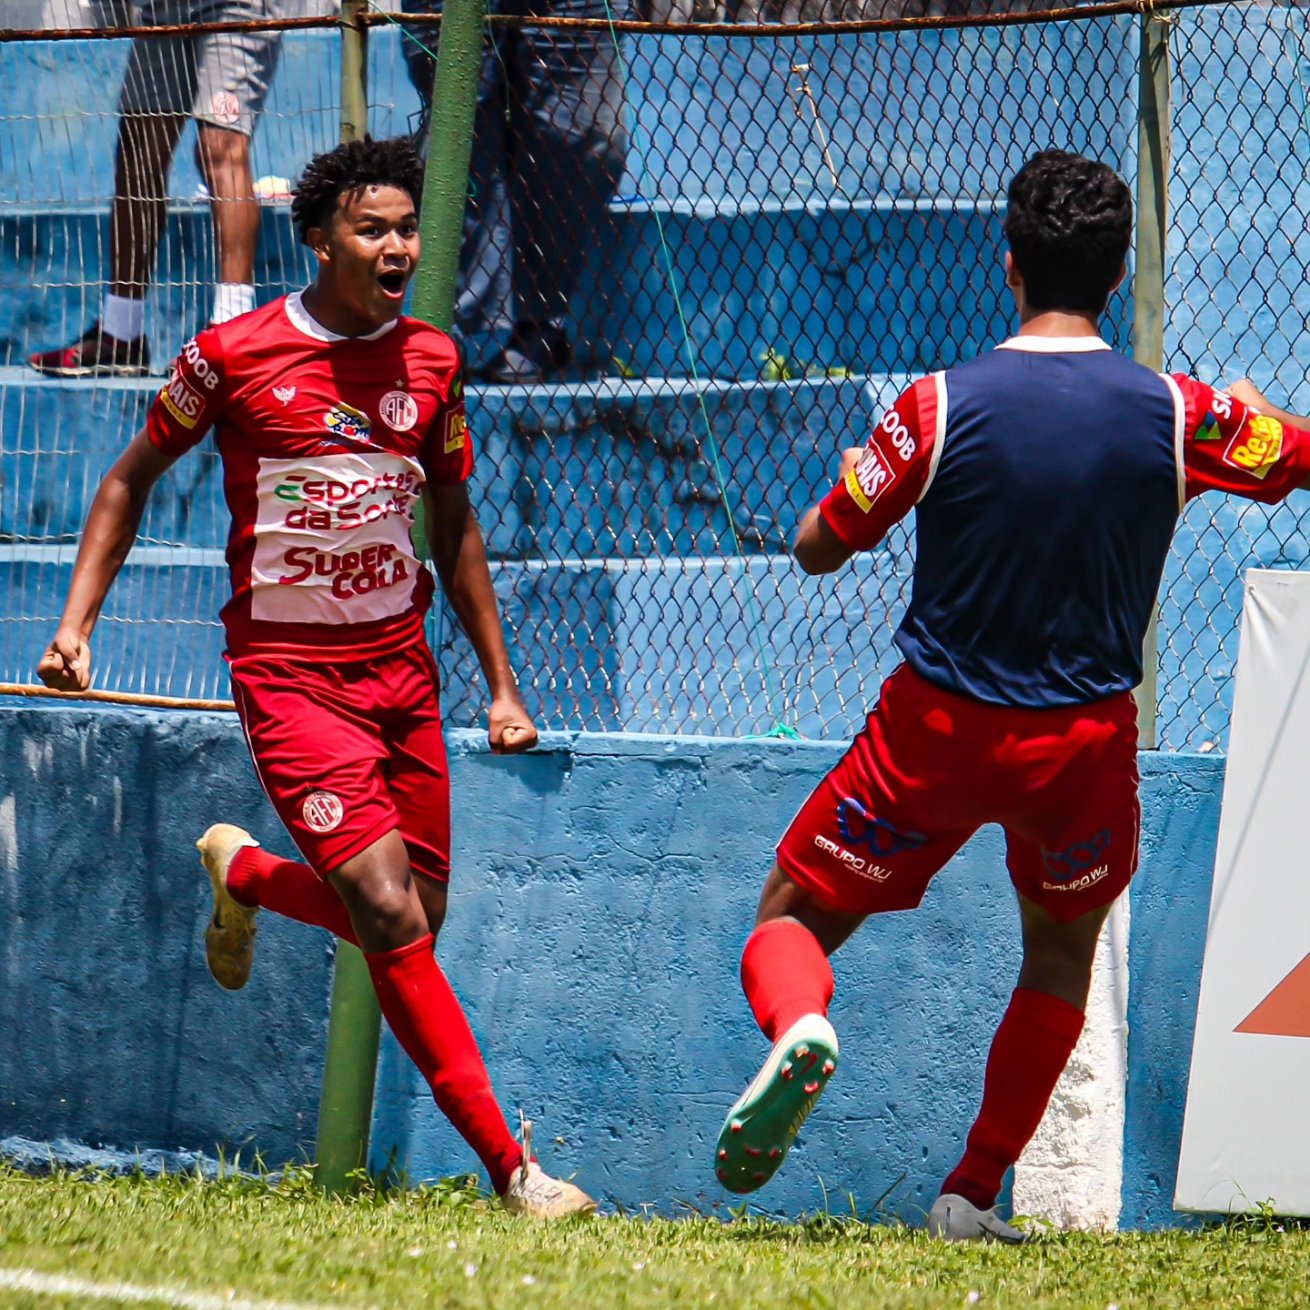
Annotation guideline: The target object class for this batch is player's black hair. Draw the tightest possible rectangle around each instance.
[1003,150,1133,315]
[291,135,424,243]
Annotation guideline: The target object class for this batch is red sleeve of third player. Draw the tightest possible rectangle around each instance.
[420,354,474,486]
[145,327,228,456]
[817,376,939,550]
[1174,374,1310,503]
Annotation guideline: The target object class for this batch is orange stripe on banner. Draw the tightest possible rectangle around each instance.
[1235,952,1310,1038]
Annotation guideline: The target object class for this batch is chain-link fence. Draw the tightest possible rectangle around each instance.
[0,0,1304,748]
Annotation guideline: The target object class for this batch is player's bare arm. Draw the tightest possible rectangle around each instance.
[792,447,862,574]
[37,429,179,691]
[424,480,538,754]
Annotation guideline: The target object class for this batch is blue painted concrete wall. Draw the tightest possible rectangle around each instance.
[0,705,1222,1226]
[0,707,331,1166]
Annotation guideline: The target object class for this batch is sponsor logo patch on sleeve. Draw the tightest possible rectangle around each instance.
[1223,413,1285,480]
[444,409,468,455]
[159,370,205,428]
[844,445,894,513]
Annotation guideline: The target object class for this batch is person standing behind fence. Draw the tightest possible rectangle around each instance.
[401,0,629,384]
[29,0,285,377]
[712,149,1310,1241]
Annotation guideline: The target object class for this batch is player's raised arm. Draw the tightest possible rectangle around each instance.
[793,376,940,575]
[37,429,180,691]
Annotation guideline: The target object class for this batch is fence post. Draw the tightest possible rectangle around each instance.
[411,0,485,328]
[340,0,369,144]
[1133,7,1171,749]
[314,0,383,1196]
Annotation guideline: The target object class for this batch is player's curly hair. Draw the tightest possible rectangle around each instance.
[291,135,424,243]
[1003,150,1133,315]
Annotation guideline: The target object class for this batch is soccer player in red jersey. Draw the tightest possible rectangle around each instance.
[37,136,594,1218]
[714,150,1310,1239]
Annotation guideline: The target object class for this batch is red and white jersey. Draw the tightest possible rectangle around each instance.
[147,292,472,660]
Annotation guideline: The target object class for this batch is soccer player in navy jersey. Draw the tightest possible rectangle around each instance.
[714,149,1310,1240]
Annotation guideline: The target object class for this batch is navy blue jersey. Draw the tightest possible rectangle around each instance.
[820,337,1310,708]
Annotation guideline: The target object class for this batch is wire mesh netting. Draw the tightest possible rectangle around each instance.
[0,1,1304,747]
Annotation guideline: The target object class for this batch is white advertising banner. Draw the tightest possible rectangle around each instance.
[1177,569,1310,1215]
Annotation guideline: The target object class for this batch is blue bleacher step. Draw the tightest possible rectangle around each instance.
[0,367,911,551]
[0,198,1023,384]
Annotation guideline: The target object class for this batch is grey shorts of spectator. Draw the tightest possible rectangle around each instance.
[121,0,284,136]
[401,0,631,383]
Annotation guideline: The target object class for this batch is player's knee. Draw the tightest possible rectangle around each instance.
[1018,940,1095,1009]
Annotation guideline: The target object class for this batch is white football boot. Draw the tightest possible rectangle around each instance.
[501,1118,597,1219]
[927,1193,1031,1244]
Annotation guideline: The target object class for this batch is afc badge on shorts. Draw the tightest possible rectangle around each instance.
[302,791,345,834]
[380,389,419,433]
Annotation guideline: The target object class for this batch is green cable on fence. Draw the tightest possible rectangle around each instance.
[597,0,800,740]
[370,0,800,740]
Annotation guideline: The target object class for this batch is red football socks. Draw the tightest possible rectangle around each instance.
[941,986,1086,1211]
[226,846,359,945]
[366,935,523,1195]
[740,918,835,1042]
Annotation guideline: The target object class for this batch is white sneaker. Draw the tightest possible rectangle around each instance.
[714,1014,839,1193]
[927,1193,1031,1244]
[196,823,261,991]
[500,1119,596,1219]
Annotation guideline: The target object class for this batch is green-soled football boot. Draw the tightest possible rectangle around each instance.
[715,1014,839,1193]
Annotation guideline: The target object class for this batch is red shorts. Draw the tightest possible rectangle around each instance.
[777,664,1140,922]
[229,642,451,882]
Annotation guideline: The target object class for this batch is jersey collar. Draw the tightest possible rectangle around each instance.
[996,335,1111,353]
[285,290,399,343]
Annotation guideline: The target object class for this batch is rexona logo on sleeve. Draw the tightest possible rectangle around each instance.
[1224,413,1285,479]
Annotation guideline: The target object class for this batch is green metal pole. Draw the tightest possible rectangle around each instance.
[1132,9,1171,750]
[314,3,382,1196]
[315,947,384,1193]
[411,0,486,329]
[339,0,369,144]
[407,0,484,599]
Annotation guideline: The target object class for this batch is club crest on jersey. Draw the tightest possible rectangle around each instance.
[323,403,373,446]
[1223,413,1284,480]
[844,445,894,513]
[302,791,344,833]
[380,389,419,433]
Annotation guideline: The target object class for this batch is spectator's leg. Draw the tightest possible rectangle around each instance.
[106,16,201,344]
[191,8,283,324]
[403,0,516,350]
[197,124,260,319]
[110,110,188,307]
[507,0,630,364]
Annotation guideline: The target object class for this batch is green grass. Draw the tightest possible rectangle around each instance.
[1,1167,1308,1309]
